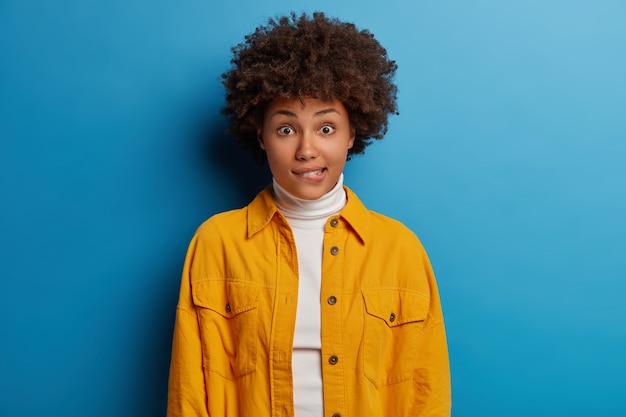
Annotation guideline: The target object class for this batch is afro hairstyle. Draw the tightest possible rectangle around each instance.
[221,12,398,163]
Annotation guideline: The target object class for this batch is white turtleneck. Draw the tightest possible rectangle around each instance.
[272,174,347,417]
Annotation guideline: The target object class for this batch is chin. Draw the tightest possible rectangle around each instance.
[294,192,322,201]
[294,188,327,201]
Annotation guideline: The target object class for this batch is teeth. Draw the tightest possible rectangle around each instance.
[300,169,323,177]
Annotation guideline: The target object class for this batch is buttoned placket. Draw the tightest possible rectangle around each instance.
[320,216,347,417]
[270,214,300,417]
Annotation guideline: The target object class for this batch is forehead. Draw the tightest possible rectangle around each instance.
[264,96,348,118]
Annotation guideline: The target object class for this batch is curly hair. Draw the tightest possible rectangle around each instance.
[221,12,398,162]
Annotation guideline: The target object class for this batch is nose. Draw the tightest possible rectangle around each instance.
[295,132,318,160]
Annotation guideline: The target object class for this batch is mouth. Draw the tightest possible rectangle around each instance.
[296,168,326,178]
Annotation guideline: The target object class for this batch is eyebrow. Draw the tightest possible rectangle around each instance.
[270,108,340,118]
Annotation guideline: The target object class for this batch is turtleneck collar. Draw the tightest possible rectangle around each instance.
[272,173,347,221]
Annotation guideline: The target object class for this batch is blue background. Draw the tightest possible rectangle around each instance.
[1,1,625,416]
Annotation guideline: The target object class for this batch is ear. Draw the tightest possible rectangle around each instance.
[348,126,356,150]
[257,128,265,150]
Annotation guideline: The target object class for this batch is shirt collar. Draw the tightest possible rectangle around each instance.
[338,186,370,244]
[247,184,370,244]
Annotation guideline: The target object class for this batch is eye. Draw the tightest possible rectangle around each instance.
[320,125,335,135]
[277,126,294,135]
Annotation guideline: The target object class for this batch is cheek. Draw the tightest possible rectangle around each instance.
[331,142,352,162]
[263,143,289,166]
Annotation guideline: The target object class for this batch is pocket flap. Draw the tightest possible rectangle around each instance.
[192,280,260,318]
[362,289,429,327]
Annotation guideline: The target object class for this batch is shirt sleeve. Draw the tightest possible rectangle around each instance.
[410,261,452,416]
[167,235,209,417]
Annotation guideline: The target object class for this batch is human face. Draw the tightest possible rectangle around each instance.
[259,97,355,200]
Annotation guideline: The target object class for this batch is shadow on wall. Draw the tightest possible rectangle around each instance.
[200,114,272,208]
[132,259,181,417]
[142,107,271,416]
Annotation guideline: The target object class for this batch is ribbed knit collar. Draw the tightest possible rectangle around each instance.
[272,173,347,221]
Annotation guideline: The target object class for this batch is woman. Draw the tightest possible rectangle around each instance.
[168,12,451,417]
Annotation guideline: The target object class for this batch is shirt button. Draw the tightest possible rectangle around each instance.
[332,414,341,417]
[225,303,231,313]
[330,246,339,255]
[389,312,396,322]
[330,218,339,227]
[328,355,339,365]
[327,295,337,305]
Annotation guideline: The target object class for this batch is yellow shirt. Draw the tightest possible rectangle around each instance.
[167,186,451,417]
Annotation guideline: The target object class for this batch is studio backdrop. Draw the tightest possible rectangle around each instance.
[1,1,625,416]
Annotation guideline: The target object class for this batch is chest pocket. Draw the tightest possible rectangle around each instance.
[362,289,430,387]
[192,280,260,380]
